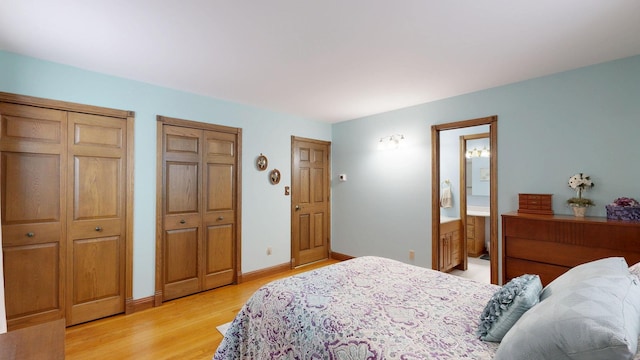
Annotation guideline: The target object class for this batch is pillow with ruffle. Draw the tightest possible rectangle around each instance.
[477,274,542,342]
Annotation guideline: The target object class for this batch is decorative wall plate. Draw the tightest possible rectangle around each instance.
[256,154,268,171]
[270,169,281,184]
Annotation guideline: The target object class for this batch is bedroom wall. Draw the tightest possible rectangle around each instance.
[2,50,639,299]
[0,51,331,299]
[331,55,640,269]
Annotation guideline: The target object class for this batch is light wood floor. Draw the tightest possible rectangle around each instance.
[65,259,339,360]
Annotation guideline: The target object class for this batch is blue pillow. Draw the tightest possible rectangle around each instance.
[477,274,542,342]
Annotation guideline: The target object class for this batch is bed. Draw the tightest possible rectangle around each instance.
[214,256,640,360]
[214,256,500,359]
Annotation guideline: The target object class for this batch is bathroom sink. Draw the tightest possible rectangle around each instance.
[467,206,490,217]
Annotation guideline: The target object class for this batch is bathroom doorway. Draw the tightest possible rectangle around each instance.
[453,133,491,282]
[431,116,498,284]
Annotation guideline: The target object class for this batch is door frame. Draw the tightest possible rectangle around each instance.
[431,115,498,284]
[290,136,331,268]
[154,116,242,305]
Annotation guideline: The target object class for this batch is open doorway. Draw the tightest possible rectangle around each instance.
[431,116,498,284]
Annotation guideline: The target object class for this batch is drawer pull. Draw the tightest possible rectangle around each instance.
[95,226,103,232]
[180,219,186,224]
[26,232,35,238]
[218,216,224,221]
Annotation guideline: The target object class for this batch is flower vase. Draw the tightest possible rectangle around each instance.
[572,206,586,217]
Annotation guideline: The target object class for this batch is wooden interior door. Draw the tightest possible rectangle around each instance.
[291,137,330,267]
[157,118,240,302]
[202,130,236,290]
[66,112,127,326]
[0,103,67,329]
[161,125,203,301]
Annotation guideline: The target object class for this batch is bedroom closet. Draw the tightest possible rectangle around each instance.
[0,92,134,329]
[155,116,241,303]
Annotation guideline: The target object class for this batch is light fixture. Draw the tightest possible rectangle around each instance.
[378,134,405,150]
[466,146,490,158]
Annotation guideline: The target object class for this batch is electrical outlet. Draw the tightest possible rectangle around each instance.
[409,250,415,261]
[267,247,272,255]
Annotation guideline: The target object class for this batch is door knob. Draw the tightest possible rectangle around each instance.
[295,205,300,211]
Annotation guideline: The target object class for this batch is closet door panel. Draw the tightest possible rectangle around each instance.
[3,244,60,326]
[204,224,234,290]
[206,163,233,211]
[162,125,203,300]
[165,162,199,214]
[72,156,120,220]
[0,103,66,329]
[2,153,61,222]
[202,130,236,290]
[163,228,200,300]
[70,235,122,324]
[67,112,126,326]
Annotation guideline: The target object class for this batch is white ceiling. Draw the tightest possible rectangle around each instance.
[1,1,640,123]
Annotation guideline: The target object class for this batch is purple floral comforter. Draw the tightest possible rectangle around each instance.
[214,256,500,359]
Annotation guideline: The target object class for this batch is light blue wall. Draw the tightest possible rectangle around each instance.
[332,55,640,268]
[0,51,331,299]
[3,50,640,294]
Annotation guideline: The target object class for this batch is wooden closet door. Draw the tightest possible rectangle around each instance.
[0,103,67,329]
[66,112,127,326]
[162,125,203,301]
[202,130,236,290]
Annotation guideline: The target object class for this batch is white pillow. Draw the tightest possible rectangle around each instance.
[629,261,640,280]
[540,257,629,300]
[495,258,640,360]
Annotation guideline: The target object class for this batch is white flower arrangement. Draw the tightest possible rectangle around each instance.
[567,173,594,207]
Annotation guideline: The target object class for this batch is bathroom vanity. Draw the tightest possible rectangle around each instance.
[440,217,463,272]
[466,215,486,257]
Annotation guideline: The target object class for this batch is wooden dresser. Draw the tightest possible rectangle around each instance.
[502,212,640,286]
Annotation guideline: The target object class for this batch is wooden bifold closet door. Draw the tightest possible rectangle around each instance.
[156,117,240,302]
[0,94,133,330]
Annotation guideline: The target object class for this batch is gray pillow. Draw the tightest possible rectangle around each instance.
[541,257,629,300]
[495,259,640,360]
[476,274,542,342]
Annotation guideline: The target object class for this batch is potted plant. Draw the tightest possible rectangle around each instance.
[567,173,594,217]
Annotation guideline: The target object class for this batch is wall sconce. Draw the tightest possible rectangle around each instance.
[465,146,490,158]
[378,134,405,150]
